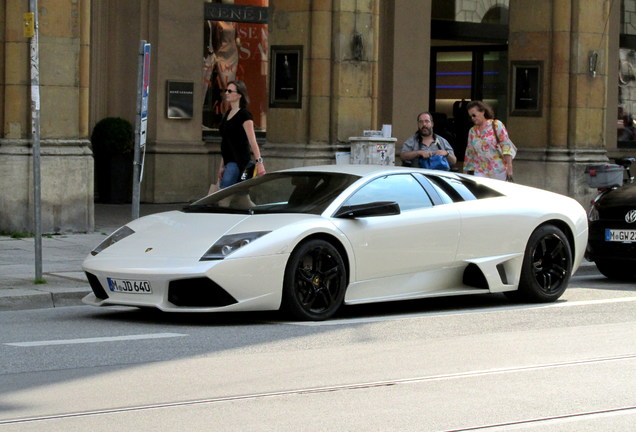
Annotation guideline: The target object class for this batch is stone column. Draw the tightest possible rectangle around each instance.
[508,0,612,206]
[262,0,338,170]
[330,0,378,143]
[388,0,430,142]
[0,0,93,233]
[308,0,332,145]
[266,1,381,168]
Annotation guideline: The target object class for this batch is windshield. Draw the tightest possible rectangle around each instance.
[183,172,360,215]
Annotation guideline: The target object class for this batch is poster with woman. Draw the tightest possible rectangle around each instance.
[203,0,268,134]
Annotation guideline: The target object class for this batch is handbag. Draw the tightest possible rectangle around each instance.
[493,120,517,159]
[420,154,451,171]
[240,160,257,181]
[418,140,451,171]
[493,121,515,182]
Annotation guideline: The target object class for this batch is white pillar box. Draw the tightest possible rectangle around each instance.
[349,137,397,166]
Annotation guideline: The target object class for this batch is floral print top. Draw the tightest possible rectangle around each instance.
[463,119,514,180]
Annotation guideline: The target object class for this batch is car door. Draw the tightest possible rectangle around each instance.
[333,173,460,299]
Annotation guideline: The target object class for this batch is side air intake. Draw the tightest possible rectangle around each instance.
[462,263,489,289]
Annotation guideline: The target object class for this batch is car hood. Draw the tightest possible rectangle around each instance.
[599,182,636,210]
[90,210,318,260]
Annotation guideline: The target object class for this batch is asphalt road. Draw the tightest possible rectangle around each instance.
[1,270,635,431]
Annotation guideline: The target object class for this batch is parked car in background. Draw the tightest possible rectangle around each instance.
[585,157,636,279]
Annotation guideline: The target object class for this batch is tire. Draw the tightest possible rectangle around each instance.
[281,239,347,321]
[595,260,636,280]
[511,225,573,303]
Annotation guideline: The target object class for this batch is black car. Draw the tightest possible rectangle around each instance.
[585,158,636,279]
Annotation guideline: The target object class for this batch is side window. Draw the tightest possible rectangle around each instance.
[424,175,466,201]
[461,178,503,199]
[424,174,503,202]
[413,173,454,204]
[344,174,433,211]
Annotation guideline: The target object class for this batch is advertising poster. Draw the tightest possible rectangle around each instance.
[203,0,268,133]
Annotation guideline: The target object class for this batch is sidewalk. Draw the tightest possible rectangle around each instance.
[0,203,185,311]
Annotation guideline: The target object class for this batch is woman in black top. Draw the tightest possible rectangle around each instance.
[217,80,265,187]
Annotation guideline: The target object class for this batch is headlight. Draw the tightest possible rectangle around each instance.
[200,231,271,261]
[91,226,135,256]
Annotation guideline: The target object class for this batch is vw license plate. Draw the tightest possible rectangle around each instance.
[107,277,152,294]
[605,229,636,242]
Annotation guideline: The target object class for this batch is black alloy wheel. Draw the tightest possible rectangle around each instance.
[509,225,573,302]
[282,239,347,321]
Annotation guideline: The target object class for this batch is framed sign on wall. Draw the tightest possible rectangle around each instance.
[510,61,542,117]
[269,45,302,108]
[166,80,194,119]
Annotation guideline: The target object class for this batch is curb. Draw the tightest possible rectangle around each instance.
[0,288,89,312]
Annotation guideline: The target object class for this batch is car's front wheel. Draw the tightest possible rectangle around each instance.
[595,259,636,280]
[510,224,573,302]
[282,239,347,321]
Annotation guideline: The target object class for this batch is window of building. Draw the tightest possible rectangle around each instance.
[432,0,509,24]
[429,47,508,161]
[203,0,268,139]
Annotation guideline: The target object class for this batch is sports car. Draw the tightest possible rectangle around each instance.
[83,165,588,321]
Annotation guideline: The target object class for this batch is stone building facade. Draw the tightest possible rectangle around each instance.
[1,0,631,233]
[1,0,92,233]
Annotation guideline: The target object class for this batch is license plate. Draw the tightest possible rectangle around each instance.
[107,277,152,294]
[605,229,636,242]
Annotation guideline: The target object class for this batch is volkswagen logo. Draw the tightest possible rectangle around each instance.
[626,210,636,224]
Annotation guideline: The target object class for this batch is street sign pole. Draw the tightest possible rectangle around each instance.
[26,0,42,281]
[132,41,151,220]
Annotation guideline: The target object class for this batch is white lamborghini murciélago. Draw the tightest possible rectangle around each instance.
[83,165,588,321]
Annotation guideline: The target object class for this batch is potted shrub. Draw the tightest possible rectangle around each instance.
[91,117,135,203]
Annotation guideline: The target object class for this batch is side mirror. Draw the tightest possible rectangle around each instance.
[334,201,401,218]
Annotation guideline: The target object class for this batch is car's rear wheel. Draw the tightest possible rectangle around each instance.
[595,259,636,280]
[509,224,572,302]
[282,239,347,321]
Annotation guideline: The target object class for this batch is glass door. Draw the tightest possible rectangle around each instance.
[430,46,507,160]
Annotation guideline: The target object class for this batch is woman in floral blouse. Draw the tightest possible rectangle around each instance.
[463,100,515,181]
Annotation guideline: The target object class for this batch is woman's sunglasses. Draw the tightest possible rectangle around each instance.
[223,89,237,94]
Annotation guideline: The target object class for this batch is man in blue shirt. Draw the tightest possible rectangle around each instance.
[400,111,457,169]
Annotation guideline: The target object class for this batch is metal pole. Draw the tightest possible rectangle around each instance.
[132,41,150,220]
[132,41,145,220]
[29,0,42,281]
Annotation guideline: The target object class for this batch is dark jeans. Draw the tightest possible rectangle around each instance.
[220,162,240,188]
